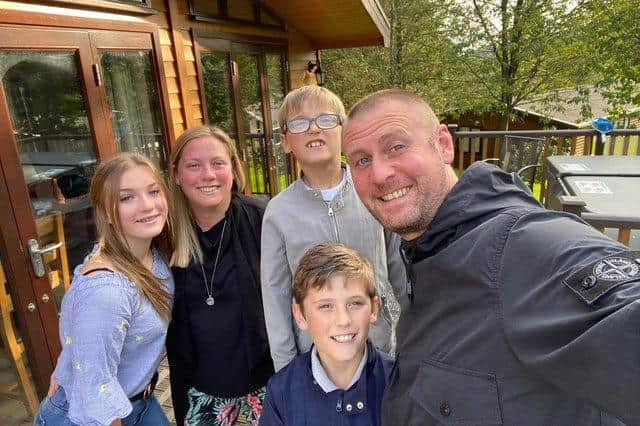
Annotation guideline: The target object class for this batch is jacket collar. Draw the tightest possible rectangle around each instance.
[297,164,353,211]
[402,162,541,263]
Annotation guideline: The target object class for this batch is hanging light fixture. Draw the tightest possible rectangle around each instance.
[307,51,325,86]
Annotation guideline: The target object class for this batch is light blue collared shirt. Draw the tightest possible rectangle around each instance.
[310,345,368,393]
[53,247,173,425]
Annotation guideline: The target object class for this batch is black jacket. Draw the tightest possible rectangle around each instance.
[166,194,274,424]
[384,162,637,425]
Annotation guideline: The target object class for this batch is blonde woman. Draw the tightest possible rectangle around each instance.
[34,153,175,426]
[166,126,273,425]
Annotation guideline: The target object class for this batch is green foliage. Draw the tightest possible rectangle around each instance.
[582,0,640,117]
[201,52,235,132]
[322,0,634,128]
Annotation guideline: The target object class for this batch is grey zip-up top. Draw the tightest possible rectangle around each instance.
[383,162,638,425]
[261,167,406,371]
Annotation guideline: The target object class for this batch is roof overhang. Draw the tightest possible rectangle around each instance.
[260,0,389,49]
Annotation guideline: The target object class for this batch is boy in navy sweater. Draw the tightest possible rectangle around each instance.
[260,243,392,425]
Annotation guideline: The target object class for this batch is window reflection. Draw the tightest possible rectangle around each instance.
[237,53,269,195]
[100,51,167,170]
[0,50,97,301]
[265,53,290,193]
[201,52,236,136]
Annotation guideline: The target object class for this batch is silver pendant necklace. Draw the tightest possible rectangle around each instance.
[200,219,226,306]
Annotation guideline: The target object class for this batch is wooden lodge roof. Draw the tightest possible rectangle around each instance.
[260,0,389,49]
[516,88,640,129]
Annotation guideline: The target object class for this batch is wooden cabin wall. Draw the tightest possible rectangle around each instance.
[287,28,317,90]
[165,0,317,139]
[0,0,318,144]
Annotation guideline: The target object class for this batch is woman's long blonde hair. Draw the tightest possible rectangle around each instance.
[90,153,174,321]
[169,125,246,268]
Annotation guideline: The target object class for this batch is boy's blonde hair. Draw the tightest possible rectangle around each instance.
[293,242,376,308]
[277,86,346,130]
[168,125,246,267]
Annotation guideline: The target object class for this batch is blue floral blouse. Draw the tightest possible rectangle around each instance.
[52,247,174,425]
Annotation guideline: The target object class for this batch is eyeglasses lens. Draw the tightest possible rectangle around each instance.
[286,114,340,134]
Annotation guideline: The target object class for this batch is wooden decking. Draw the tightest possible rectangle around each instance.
[157,357,177,425]
[0,351,177,425]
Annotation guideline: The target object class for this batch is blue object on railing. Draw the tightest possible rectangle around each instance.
[591,117,614,155]
[592,117,614,134]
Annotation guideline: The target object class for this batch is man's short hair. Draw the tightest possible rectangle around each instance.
[278,85,346,131]
[293,242,376,307]
[347,89,438,125]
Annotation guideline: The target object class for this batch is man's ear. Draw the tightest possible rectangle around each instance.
[280,132,292,154]
[369,296,380,324]
[435,124,455,165]
[292,302,309,330]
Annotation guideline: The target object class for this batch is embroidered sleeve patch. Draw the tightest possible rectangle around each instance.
[563,251,640,304]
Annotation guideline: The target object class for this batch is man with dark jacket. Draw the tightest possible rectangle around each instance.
[342,89,640,425]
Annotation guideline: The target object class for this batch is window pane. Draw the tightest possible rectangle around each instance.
[201,52,236,136]
[100,51,167,170]
[237,53,269,195]
[265,52,290,193]
[0,52,94,156]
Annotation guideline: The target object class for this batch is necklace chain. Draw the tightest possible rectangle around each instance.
[199,219,227,306]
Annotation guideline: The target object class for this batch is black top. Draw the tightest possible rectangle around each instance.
[166,194,274,424]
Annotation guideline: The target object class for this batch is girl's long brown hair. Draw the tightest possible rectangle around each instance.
[90,153,174,321]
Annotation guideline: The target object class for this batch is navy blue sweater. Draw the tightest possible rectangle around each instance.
[260,341,392,426]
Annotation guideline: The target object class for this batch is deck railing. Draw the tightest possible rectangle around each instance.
[448,127,640,205]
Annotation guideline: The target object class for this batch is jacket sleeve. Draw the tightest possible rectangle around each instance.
[384,228,407,300]
[260,206,298,371]
[259,379,285,426]
[166,274,194,425]
[498,211,640,424]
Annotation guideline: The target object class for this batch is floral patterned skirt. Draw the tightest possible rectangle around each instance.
[185,386,266,426]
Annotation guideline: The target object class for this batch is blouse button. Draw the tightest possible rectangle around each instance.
[440,402,451,417]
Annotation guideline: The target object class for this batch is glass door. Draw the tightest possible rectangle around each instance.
[264,50,292,193]
[196,37,293,197]
[0,26,106,414]
[234,47,270,196]
[0,27,169,410]
[92,31,168,170]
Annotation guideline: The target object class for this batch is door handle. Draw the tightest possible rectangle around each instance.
[27,239,62,278]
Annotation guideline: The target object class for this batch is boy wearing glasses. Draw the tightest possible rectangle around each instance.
[260,85,405,371]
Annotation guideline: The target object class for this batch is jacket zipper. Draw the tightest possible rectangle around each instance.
[325,202,341,241]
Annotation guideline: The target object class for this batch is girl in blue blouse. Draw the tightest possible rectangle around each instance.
[34,153,177,426]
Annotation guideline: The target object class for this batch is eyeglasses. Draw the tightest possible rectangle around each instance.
[283,114,343,134]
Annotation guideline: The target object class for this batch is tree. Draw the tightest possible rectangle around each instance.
[445,0,593,128]
[324,0,459,112]
[323,0,595,128]
[582,0,640,117]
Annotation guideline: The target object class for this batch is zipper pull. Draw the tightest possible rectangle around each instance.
[336,398,343,412]
[327,206,334,217]
[406,279,413,302]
